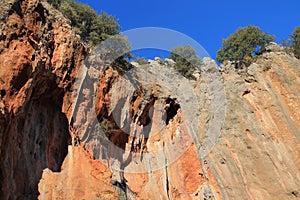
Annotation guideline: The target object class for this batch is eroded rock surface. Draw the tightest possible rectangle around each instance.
[38,146,117,200]
[68,47,300,200]
[0,0,300,199]
[211,52,300,200]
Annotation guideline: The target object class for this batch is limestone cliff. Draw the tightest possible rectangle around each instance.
[0,0,111,199]
[64,47,300,200]
[0,0,300,200]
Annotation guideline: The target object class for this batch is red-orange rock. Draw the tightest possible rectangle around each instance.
[38,146,117,200]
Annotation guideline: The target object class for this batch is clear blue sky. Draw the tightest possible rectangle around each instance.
[79,0,300,59]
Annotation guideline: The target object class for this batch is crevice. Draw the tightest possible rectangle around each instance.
[242,89,251,96]
[8,1,23,18]
[165,157,170,200]
[291,191,299,197]
[0,90,6,98]
[33,3,47,25]
[112,179,130,200]
[0,34,6,41]
[137,94,157,126]
[10,63,31,92]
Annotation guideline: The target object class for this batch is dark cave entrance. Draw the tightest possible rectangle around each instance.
[164,97,180,125]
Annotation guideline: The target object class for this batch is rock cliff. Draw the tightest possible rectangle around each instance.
[0,0,300,200]
[0,0,93,199]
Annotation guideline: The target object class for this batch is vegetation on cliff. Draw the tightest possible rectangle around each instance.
[47,1,300,72]
[290,27,300,58]
[169,45,200,78]
[283,26,300,59]
[47,0,120,45]
[216,26,275,66]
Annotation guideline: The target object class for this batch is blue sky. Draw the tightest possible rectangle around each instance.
[79,0,300,60]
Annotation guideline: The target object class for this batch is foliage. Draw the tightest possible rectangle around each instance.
[290,26,300,58]
[135,57,148,65]
[282,38,292,47]
[48,0,133,72]
[89,33,132,71]
[95,34,131,61]
[216,26,275,65]
[169,45,200,78]
[47,0,120,45]
[89,12,120,45]
[99,118,110,133]
[46,0,62,8]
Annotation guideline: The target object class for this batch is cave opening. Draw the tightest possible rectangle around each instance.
[165,97,180,125]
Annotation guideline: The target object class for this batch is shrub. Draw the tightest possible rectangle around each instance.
[290,26,300,58]
[216,26,275,66]
[135,57,148,65]
[95,34,131,61]
[47,0,62,8]
[89,12,120,45]
[47,0,120,45]
[169,45,200,78]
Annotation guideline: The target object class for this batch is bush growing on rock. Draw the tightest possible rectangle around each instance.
[46,0,63,8]
[47,0,120,45]
[217,26,275,66]
[169,45,200,79]
[290,26,300,59]
[93,34,132,71]
[89,12,120,45]
[47,0,132,71]
[135,57,148,65]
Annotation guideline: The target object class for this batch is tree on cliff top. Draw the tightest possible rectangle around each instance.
[217,26,275,66]
[47,0,120,46]
[89,12,120,45]
[169,45,200,79]
[290,26,300,59]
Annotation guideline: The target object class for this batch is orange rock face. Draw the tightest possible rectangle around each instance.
[208,51,300,199]
[0,0,85,199]
[38,146,117,200]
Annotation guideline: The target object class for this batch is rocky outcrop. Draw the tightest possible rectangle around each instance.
[1,0,300,199]
[212,51,300,199]
[67,54,226,199]
[68,47,300,199]
[68,48,300,200]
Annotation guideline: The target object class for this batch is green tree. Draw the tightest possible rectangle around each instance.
[94,34,132,71]
[216,26,275,65]
[47,0,120,45]
[47,0,62,8]
[169,45,200,78]
[97,34,131,62]
[290,26,300,58]
[71,2,97,40]
[59,0,78,26]
[89,12,120,45]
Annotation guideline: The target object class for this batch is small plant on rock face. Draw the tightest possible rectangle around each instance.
[99,118,110,133]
